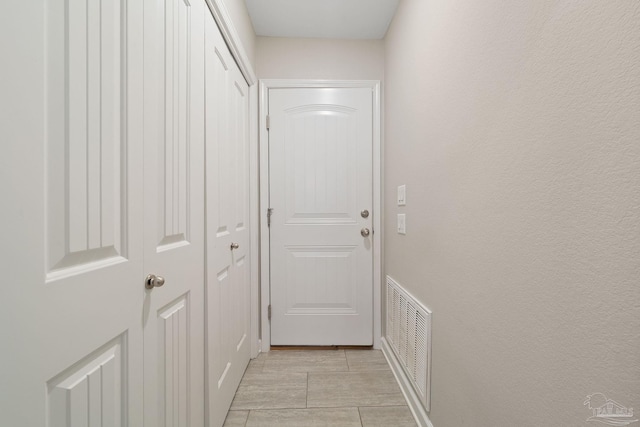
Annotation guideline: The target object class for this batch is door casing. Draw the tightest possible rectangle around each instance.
[257,79,382,352]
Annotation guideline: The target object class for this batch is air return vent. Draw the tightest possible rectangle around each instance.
[386,276,432,411]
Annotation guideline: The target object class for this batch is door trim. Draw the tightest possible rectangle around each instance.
[203,0,256,86]
[257,79,382,352]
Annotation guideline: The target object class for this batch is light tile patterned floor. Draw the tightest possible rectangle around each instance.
[223,350,417,427]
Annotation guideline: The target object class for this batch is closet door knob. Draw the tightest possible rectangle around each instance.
[230,242,240,250]
[145,274,166,289]
[361,228,370,237]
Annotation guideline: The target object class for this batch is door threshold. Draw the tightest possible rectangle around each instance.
[270,345,373,351]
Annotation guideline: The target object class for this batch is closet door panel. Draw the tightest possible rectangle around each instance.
[0,1,144,425]
[142,0,206,426]
[204,12,251,427]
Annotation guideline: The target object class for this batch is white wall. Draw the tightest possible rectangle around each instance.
[256,36,384,80]
[384,0,640,426]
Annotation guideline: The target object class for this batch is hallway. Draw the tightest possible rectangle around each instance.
[223,350,417,426]
[2,0,638,425]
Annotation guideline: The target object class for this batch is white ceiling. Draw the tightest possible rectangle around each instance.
[245,0,399,40]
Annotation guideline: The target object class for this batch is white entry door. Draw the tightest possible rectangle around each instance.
[142,0,205,426]
[269,87,374,346]
[204,13,252,427]
[0,0,145,425]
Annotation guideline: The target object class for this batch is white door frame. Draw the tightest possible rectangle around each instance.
[258,79,382,352]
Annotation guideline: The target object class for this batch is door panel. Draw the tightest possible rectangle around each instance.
[157,0,191,248]
[205,13,251,427]
[47,337,124,426]
[269,88,374,346]
[0,1,144,424]
[283,245,358,315]
[46,0,126,276]
[142,0,205,425]
[156,296,190,426]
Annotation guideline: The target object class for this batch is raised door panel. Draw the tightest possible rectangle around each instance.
[143,0,196,252]
[207,43,232,241]
[283,246,358,315]
[283,106,358,225]
[210,266,232,389]
[157,296,189,426]
[46,0,127,279]
[158,0,192,250]
[48,338,124,427]
[231,80,249,234]
[231,254,249,355]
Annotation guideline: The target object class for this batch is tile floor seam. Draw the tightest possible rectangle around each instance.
[305,371,309,408]
[355,404,412,408]
[231,407,308,412]
[246,407,361,412]
[357,406,364,427]
[303,404,404,409]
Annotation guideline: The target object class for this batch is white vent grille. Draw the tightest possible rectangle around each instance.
[386,276,432,411]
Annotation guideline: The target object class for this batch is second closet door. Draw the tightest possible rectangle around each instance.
[142,0,206,426]
[204,12,251,427]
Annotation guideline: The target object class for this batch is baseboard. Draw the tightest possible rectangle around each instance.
[253,339,262,359]
[271,345,373,351]
[381,337,435,427]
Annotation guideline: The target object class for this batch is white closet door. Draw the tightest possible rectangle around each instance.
[269,87,374,346]
[0,1,145,425]
[204,12,252,427]
[142,0,206,426]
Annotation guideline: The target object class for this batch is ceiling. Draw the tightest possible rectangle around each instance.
[245,0,400,40]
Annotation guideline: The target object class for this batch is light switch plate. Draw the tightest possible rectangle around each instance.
[397,185,406,206]
[397,214,406,234]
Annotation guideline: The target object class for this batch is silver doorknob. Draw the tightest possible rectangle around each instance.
[361,209,370,218]
[230,242,240,250]
[145,274,166,289]
[361,228,370,237]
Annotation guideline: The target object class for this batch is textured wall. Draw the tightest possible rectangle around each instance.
[256,36,384,80]
[384,0,640,425]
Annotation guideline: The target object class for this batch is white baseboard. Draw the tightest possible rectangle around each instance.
[381,337,435,427]
[253,339,262,359]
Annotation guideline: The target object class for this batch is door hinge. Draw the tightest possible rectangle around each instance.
[268,304,272,320]
[267,208,273,227]
[266,115,270,130]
